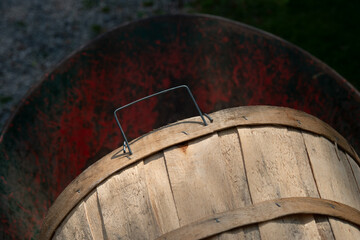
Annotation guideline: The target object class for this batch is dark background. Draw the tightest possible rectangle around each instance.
[1,0,359,132]
[191,0,360,90]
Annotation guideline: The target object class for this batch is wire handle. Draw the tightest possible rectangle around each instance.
[114,85,213,155]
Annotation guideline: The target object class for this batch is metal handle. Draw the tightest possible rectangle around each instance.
[114,85,213,155]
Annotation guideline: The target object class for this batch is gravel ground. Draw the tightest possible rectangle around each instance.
[0,0,193,132]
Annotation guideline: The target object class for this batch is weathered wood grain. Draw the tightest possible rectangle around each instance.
[238,127,321,239]
[347,153,360,192]
[96,162,160,239]
[164,134,234,225]
[83,190,106,239]
[53,202,92,240]
[143,152,180,234]
[304,133,360,239]
[216,129,260,240]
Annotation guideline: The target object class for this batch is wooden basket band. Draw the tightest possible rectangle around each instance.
[157,197,360,240]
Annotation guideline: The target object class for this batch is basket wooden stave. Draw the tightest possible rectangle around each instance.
[41,106,360,240]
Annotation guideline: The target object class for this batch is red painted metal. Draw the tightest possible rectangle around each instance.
[0,14,359,239]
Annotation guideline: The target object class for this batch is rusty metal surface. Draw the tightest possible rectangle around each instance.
[0,14,359,239]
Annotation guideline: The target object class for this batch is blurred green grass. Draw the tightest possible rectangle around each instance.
[191,0,360,90]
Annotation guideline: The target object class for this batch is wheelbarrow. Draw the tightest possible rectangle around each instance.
[0,14,359,239]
